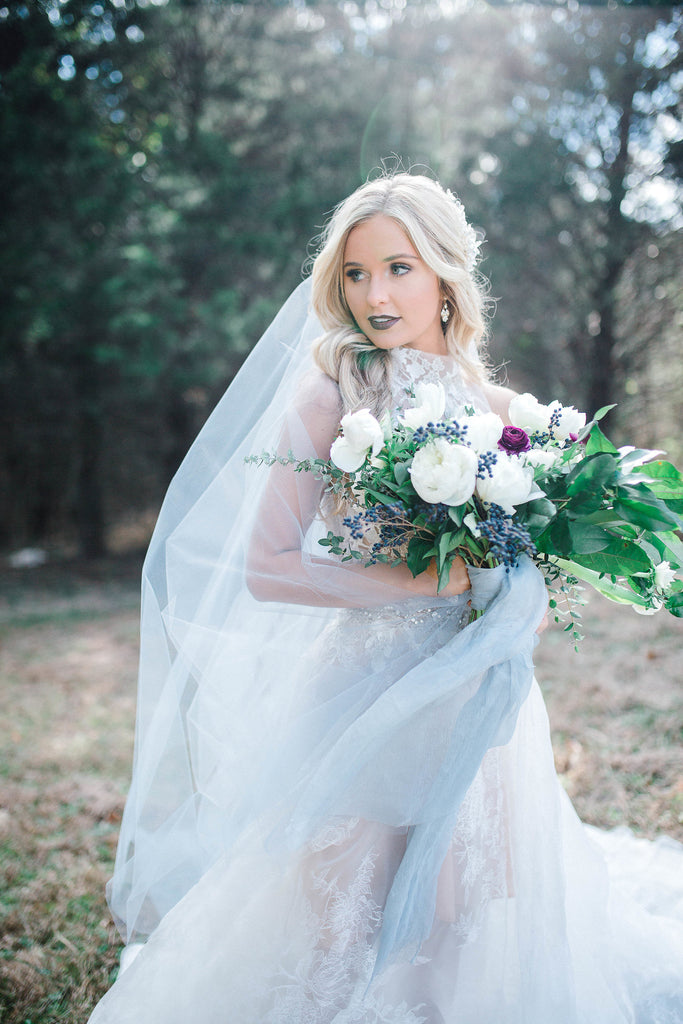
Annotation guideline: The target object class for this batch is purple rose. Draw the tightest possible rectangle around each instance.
[498,425,531,454]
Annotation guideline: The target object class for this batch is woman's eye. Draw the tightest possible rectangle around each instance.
[345,269,364,283]
[391,263,410,276]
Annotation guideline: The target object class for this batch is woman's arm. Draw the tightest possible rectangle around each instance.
[246,371,470,606]
[480,382,517,424]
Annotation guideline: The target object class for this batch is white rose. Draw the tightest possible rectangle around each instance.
[400,381,446,430]
[476,453,535,514]
[330,409,384,473]
[462,411,504,453]
[549,400,586,438]
[509,393,552,434]
[410,438,478,506]
[654,561,676,592]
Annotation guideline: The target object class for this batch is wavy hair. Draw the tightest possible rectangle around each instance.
[309,173,491,416]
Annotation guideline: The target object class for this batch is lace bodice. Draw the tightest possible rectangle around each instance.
[389,346,489,420]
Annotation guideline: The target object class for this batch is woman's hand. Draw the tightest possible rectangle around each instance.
[536,595,550,634]
[423,556,471,599]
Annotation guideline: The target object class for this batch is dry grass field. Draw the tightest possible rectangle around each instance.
[0,557,681,1023]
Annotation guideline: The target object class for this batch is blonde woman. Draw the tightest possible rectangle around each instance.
[89,174,683,1023]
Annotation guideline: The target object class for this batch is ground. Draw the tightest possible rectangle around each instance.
[0,556,681,1023]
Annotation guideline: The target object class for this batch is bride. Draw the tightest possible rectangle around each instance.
[89,173,683,1023]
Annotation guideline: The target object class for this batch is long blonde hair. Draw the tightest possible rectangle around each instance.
[310,173,491,416]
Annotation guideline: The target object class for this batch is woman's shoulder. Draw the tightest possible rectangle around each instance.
[480,381,517,424]
[296,367,342,409]
[292,369,343,439]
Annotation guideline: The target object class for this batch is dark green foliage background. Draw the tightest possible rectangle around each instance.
[1,0,681,556]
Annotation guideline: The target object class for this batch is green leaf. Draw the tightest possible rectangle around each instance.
[571,539,652,577]
[525,499,558,518]
[549,558,648,608]
[592,404,617,423]
[577,404,616,443]
[363,486,402,505]
[585,424,618,456]
[648,531,683,569]
[406,536,433,578]
[565,452,619,496]
[613,485,683,532]
[467,537,486,559]
[567,522,613,554]
[639,459,683,488]
[318,532,344,552]
[520,497,557,538]
[618,448,666,472]
[448,505,465,527]
[548,517,572,556]
[634,461,683,512]
[664,591,683,617]
[437,560,452,594]
[437,531,455,569]
[613,500,680,534]
[565,489,608,516]
[393,462,410,486]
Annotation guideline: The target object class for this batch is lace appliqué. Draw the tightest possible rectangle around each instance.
[442,748,509,945]
[390,347,488,421]
[265,835,428,1024]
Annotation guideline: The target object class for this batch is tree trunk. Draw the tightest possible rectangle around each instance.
[585,67,638,421]
[73,352,107,559]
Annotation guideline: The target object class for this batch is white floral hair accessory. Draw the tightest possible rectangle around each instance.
[445,188,482,272]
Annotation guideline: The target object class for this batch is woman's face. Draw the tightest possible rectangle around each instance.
[342,215,446,355]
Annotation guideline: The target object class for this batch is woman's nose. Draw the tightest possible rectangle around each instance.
[366,274,389,306]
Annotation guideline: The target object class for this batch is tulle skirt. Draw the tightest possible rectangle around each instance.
[89,590,683,1023]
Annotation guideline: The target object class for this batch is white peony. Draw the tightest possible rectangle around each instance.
[410,438,478,506]
[330,409,384,473]
[524,448,560,471]
[476,453,535,514]
[654,561,676,593]
[462,411,505,453]
[549,400,586,439]
[509,393,552,434]
[401,381,446,430]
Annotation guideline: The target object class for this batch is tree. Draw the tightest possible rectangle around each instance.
[0,0,144,555]
[456,7,682,418]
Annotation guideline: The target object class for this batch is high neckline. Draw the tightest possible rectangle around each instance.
[392,345,456,364]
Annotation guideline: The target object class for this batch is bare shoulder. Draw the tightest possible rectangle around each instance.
[293,370,343,456]
[481,382,518,424]
[296,368,342,415]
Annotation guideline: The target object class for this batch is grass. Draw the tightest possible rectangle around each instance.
[0,556,681,1023]
[0,557,140,1024]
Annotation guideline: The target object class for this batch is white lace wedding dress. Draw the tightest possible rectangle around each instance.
[89,347,683,1024]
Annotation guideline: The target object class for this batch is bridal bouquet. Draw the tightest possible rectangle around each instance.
[248,383,683,636]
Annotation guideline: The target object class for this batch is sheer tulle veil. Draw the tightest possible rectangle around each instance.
[108,278,325,941]
[108,269,549,971]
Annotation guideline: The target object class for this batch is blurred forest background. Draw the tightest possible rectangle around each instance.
[1,0,682,560]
